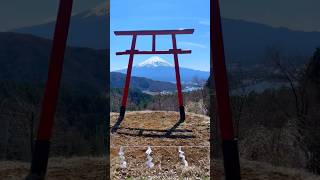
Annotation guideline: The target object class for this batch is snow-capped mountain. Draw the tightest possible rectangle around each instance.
[137,56,173,68]
[14,2,110,49]
[12,2,320,64]
[83,1,109,17]
[117,56,209,84]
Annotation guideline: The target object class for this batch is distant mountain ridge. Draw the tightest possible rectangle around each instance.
[0,32,107,92]
[222,18,320,64]
[0,32,176,93]
[14,2,110,49]
[12,2,320,64]
[116,56,209,83]
[111,72,176,92]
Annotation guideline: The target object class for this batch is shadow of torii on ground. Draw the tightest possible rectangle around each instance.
[111,117,195,139]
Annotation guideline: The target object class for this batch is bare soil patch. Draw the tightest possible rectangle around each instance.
[110,111,210,147]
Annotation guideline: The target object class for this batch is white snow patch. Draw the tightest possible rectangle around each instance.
[137,56,173,68]
[83,2,109,17]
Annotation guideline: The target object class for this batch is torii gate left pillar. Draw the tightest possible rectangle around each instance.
[111,29,194,133]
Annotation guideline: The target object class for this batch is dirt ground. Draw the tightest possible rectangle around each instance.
[1,157,319,180]
[0,157,106,180]
[110,146,210,179]
[110,111,210,179]
[110,111,210,147]
[109,111,320,179]
[1,111,319,179]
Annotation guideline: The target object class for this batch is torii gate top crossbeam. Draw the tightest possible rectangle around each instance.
[116,49,191,55]
[114,29,194,55]
[114,29,194,35]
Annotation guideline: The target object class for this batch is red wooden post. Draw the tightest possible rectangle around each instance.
[120,35,137,117]
[152,35,156,52]
[211,0,241,179]
[26,0,73,179]
[172,34,185,120]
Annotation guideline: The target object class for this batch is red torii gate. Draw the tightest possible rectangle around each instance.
[25,0,240,179]
[110,29,194,133]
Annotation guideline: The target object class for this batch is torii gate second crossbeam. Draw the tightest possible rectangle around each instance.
[111,29,194,133]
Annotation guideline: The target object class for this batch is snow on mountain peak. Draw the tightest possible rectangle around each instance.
[83,2,110,17]
[137,56,173,68]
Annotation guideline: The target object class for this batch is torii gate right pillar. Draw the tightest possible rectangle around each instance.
[172,34,185,120]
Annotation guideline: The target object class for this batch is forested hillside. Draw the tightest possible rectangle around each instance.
[0,32,109,162]
[0,32,108,93]
[0,81,106,161]
[110,72,176,92]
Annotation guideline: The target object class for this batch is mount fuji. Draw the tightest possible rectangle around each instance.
[116,56,209,84]
[12,2,320,64]
[14,2,110,49]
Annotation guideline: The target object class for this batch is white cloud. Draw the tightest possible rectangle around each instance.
[179,41,207,49]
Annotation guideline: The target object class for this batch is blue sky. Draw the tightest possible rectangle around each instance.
[110,0,210,72]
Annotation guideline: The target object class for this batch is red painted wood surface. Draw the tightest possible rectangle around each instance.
[37,0,73,140]
[211,0,235,141]
[211,2,241,179]
[114,29,194,36]
[172,34,183,106]
[121,35,137,107]
[152,35,156,51]
[116,49,191,55]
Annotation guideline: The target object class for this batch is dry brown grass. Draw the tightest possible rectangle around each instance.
[110,111,210,179]
[1,111,319,179]
[110,146,210,179]
[239,159,320,180]
[0,157,106,180]
[1,157,320,179]
[110,111,210,147]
